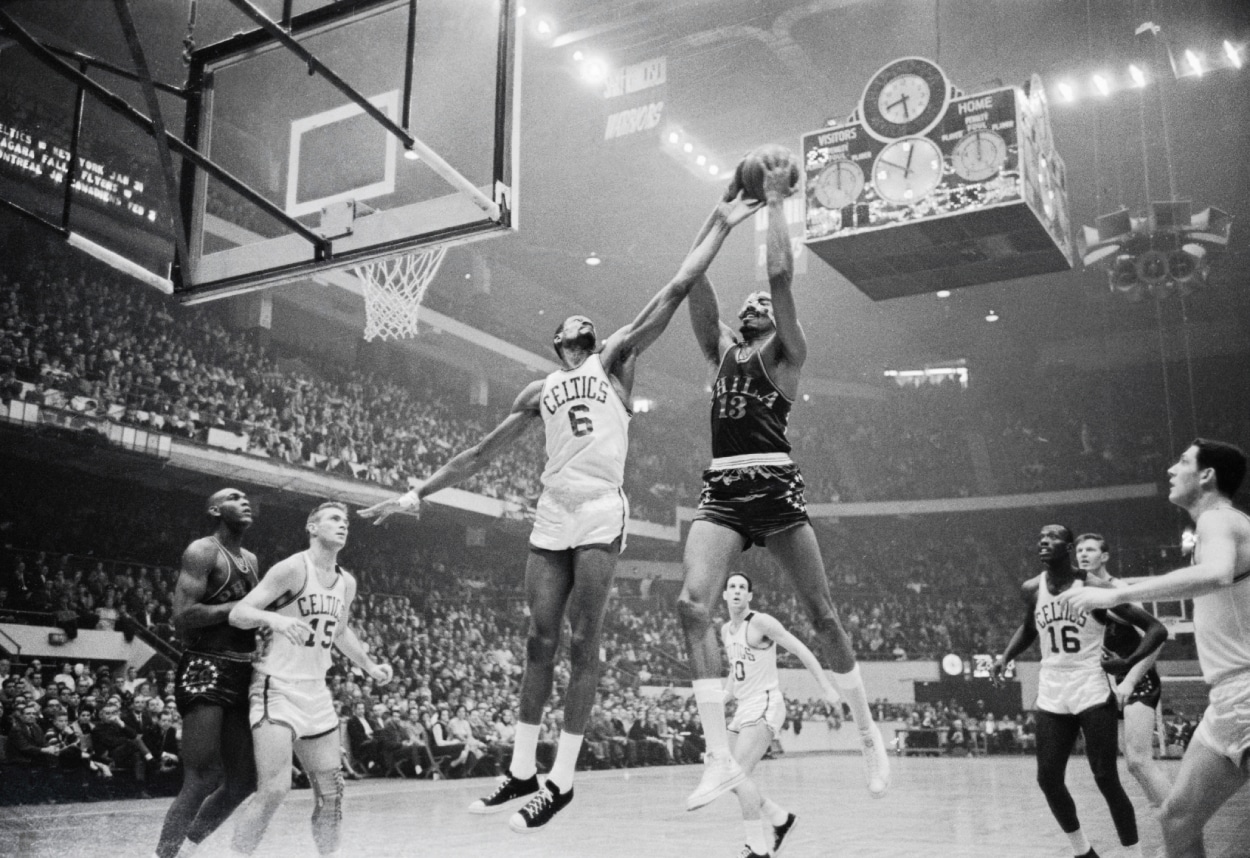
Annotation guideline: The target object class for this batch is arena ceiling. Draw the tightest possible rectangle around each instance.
[2,0,1248,406]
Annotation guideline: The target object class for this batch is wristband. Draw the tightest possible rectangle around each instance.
[395,491,420,511]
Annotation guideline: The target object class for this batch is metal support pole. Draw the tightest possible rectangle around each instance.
[400,0,417,133]
[61,60,88,233]
[0,9,329,257]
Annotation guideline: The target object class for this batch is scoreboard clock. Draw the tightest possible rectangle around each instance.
[801,57,1073,300]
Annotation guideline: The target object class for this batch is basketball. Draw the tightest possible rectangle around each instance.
[734,144,800,202]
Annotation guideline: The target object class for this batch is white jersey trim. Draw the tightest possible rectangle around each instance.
[709,452,794,470]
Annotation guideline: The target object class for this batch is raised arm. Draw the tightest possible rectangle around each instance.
[171,540,235,633]
[359,380,545,524]
[602,192,758,372]
[761,164,806,368]
[1060,510,1243,611]
[227,557,312,646]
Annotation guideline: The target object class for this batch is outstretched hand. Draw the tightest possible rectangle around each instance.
[716,189,764,227]
[1055,585,1118,613]
[358,494,419,526]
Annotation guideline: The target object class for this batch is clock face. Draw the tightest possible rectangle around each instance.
[861,57,950,141]
[952,130,1007,181]
[872,137,944,205]
[878,75,931,124]
[813,160,865,209]
[941,653,964,677]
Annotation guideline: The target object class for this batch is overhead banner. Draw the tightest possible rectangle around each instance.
[602,56,667,144]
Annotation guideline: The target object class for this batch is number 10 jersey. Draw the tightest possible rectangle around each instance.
[253,552,349,681]
[539,353,631,498]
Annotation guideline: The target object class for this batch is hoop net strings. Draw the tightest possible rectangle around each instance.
[353,246,448,341]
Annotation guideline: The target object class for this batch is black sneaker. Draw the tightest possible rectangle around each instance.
[468,773,539,814]
[509,780,573,833]
[772,812,798,855]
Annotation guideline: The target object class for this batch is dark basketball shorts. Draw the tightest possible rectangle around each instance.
[1117,667,1162,715]
[175,649,254,715]
[693,462,810,548]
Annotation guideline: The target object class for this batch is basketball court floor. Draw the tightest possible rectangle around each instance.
[2,753,1248,858]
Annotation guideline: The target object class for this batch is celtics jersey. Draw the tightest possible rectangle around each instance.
[709,342,792,461]
[1033,574,1106,672]
[253,553,350,681]
[538,353,631,497]
[722,612,779,702]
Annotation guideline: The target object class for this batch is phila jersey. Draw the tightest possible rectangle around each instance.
[722,612,779,702]
[538,353,631,497]
[253,553,350,681]
[710,342,792,462]
[186,538,259,656]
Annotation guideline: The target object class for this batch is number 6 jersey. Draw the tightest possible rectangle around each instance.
[253,552,349,681]
[539,353,631,497]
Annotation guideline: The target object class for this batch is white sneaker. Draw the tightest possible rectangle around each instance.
[686,750,746,811]
[860,724,890,798]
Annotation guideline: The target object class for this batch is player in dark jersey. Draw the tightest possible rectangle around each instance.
[1075,533,1171,807]
[153,488,259,858]
[678,157,890,812]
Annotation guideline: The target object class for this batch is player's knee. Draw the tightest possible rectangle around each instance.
[310,768,344,818]
[526,631,559,665]
[567,632,601,672]
[676,595,711,632]
[811,613,844,637]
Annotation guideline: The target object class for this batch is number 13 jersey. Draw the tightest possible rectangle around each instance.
[539,353,631,497]
[253,552,349,681]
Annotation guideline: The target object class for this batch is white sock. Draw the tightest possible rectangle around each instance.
[761,797,788,826]
[547,731,582,793]
[744,820,768,856]
[509,721,540,779]
[694,679,731,756]
[831,666,875,733]
[1064,828,1091,855]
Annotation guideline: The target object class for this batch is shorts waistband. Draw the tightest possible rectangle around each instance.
[185,649,254,663]
[709,453,793,471]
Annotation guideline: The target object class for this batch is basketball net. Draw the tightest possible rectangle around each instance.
[353,245,448,341]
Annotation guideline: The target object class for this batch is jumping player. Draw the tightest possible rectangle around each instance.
[227,502,392,857]
[994,524,1166,858]
[359,191,759,832]
[154,488,259,858]
[678,157,889,812]
[721,573,838,858]
[1060,439,1250,857]
[1075,532,1172,807]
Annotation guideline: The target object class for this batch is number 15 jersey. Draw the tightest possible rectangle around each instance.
[253,552,349,681]
[539,353,631,497]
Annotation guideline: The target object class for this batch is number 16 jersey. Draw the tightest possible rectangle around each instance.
[539,353,631,497]
[1033,574,1112,714]
[253,552,349,681]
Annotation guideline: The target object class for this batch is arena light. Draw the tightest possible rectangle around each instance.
[580,59,607,84]
[683,142,693,153]
[667,131,680,144]
[1092,74,1111,96]
[572,50,584,62]
[1185,49,1202,76]
[985,310,1000,322]
[936,290,951,298]
[585,253,601,266]
[535,17,555,38]
[695,154,706,166]
[1057,81,1076,102]
[1129,64,1147,88]
[403,147,419,161]
[517,5,526,16]
[708,164,720,175]
[1225,40,1243,69]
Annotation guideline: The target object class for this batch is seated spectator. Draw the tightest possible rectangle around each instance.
[345,700,384,775]
[89,699,153,782]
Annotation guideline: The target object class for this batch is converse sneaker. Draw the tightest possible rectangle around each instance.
[468,772,539,814]
[860,723,890,798]
[772,812,798,855]
[686,750,746,811]
[509,780,573,833]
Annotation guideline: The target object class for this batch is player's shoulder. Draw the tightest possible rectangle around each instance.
[181,537,218,567]
[1200,505,1250,534]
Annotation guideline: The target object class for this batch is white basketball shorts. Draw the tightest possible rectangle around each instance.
[529,488,628,553]
[249,672,338,740]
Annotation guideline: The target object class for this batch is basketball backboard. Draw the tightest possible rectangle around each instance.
[180,0,519,303]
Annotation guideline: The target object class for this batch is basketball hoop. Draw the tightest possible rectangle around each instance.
[353,245,448,341]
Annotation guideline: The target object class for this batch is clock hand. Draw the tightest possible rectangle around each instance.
[878,158,911,176]
[903,143,916,175]
[886,94,911,118]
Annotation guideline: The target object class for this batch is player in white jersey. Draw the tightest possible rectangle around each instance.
[1074,533,1171,807]
[719,573,842,858]
[360,191,761,832]
[1061,439,1250,857]
[995,525,1166,858]
[225,502,393,858]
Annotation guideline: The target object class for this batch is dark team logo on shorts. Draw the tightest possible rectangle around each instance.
[181,656,221,696]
